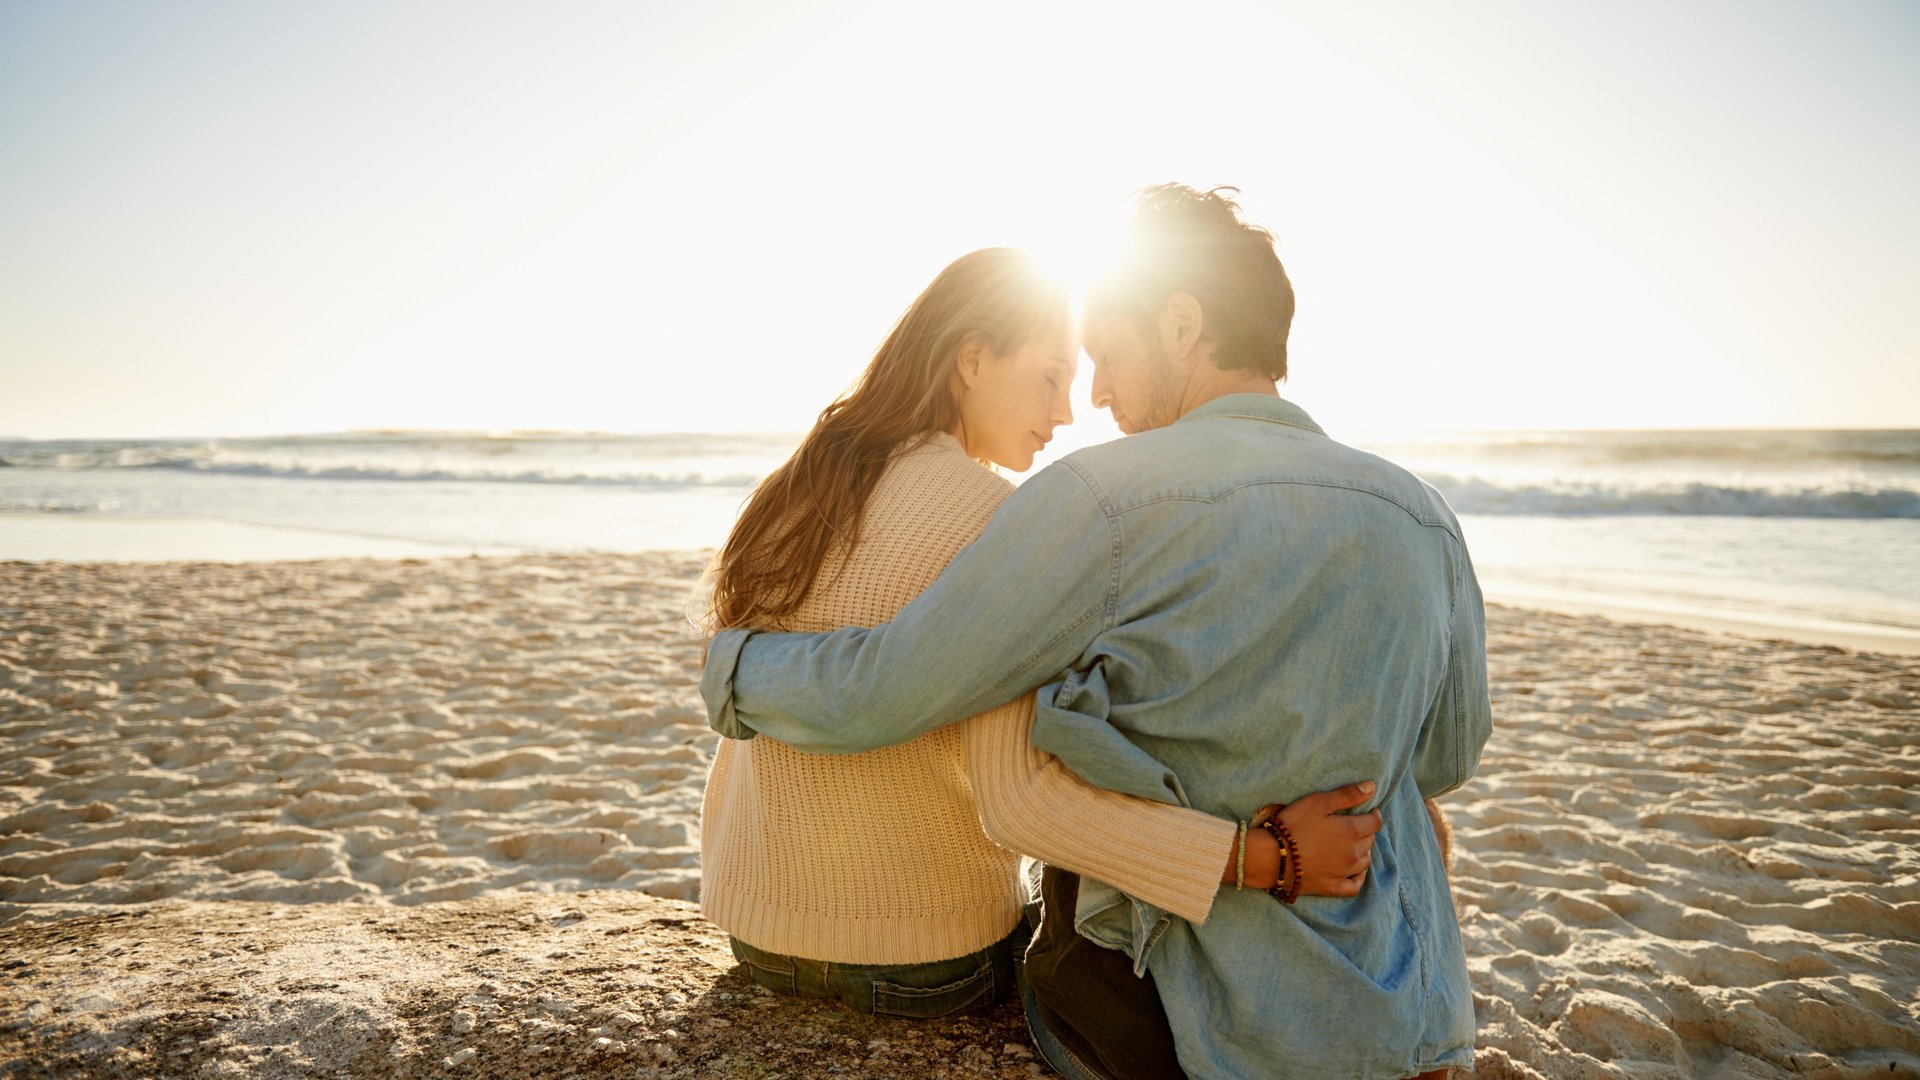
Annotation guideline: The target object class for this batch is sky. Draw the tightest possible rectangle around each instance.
[1,0,1916,444]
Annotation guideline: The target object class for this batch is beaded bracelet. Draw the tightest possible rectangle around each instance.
[1258,816,1303,905]
[1248,803,1302,905]
[1234,820,1248,891]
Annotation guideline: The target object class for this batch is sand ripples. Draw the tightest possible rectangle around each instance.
[1457,605,1920,1078]
[0,554,712,913]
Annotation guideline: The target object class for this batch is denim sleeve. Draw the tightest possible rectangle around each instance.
[1413,535,1492,797]
[699,462,1114,754]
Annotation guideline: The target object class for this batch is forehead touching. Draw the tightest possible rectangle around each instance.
[1013,325,1080,370]
[1081,313,1143,361]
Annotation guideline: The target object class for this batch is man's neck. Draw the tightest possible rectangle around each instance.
[1175,364,1278,419]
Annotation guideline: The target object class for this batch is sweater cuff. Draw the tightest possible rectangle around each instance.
[1130,813,1236,924]
[702,628,756,740]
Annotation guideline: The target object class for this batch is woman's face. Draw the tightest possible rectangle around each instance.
[954,328,1078,472]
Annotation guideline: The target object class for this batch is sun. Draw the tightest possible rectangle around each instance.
[1023,212,1125,315]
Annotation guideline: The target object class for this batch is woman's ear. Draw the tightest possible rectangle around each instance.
[953,339,986,389]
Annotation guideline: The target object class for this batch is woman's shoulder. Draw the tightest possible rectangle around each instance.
[864,433,1012,537]
[790,433,1012,623]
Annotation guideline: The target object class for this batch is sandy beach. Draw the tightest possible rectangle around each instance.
[2,553,1917,1078]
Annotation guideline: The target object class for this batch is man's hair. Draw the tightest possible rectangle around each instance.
[1086,184,1295,381]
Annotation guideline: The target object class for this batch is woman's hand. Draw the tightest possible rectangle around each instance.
[1247,781,1382,898]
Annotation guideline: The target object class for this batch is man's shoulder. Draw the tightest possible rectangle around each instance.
[1047,414,1303,499]
[1341,450,1465,532]
[1045,426,1197,503]
[1051,419,1461,528]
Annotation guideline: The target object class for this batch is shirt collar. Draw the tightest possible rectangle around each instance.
[1172,392,1326,436]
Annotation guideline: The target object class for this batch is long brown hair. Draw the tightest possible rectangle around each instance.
[707,248,1067,631]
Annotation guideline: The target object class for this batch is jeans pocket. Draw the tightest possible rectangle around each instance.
[872,960,996,1019]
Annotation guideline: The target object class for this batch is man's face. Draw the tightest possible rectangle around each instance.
[1084,313,1182,435]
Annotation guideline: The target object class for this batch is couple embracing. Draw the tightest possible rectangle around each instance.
[697,184,1491,1080]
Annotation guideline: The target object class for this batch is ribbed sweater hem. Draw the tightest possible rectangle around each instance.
[702,886,1024,966]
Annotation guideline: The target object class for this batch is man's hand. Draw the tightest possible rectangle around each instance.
[1260,781,1383,898]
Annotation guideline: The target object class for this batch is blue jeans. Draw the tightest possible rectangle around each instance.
[728,922,1027,1019]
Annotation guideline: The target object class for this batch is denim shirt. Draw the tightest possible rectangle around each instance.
[703,394,1491,1079]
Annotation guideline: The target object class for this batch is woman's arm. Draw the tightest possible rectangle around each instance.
[962,698,1382,924]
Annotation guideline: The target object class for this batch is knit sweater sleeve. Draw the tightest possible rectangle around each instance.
[962,696,1235,925]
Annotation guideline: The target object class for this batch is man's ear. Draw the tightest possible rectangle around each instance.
[1161,293,1205,365]
[953,338,986,388]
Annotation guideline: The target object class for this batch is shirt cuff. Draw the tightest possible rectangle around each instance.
[701,627,757,740]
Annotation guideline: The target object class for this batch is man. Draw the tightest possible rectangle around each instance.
[702,185,1490,1079]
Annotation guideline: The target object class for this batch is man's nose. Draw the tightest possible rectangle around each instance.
[1090,368,1112,411]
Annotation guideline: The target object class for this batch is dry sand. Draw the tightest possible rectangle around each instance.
[0,889,1038,1079]
[1450,608,1919,1079]
[1,553,1916,1078]
[0,553,709,913]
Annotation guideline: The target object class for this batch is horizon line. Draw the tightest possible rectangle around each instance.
[4,422,1919,443]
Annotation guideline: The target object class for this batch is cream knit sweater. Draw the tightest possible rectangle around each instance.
[700,432,1236,965]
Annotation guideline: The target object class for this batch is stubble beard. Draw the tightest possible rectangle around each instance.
[1138,341,1185,432]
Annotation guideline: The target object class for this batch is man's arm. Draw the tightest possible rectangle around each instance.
[702,462,1113,754]
[1412,535,1492,798]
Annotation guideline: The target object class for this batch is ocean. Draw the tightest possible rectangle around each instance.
[4,428,1917,648]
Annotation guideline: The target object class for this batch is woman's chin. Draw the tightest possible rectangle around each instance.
[990,451,1036,473]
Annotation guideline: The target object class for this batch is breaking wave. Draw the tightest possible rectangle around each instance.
[1426,473,1920,519]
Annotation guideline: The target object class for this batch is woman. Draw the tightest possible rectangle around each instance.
[698,249,1379,1053]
